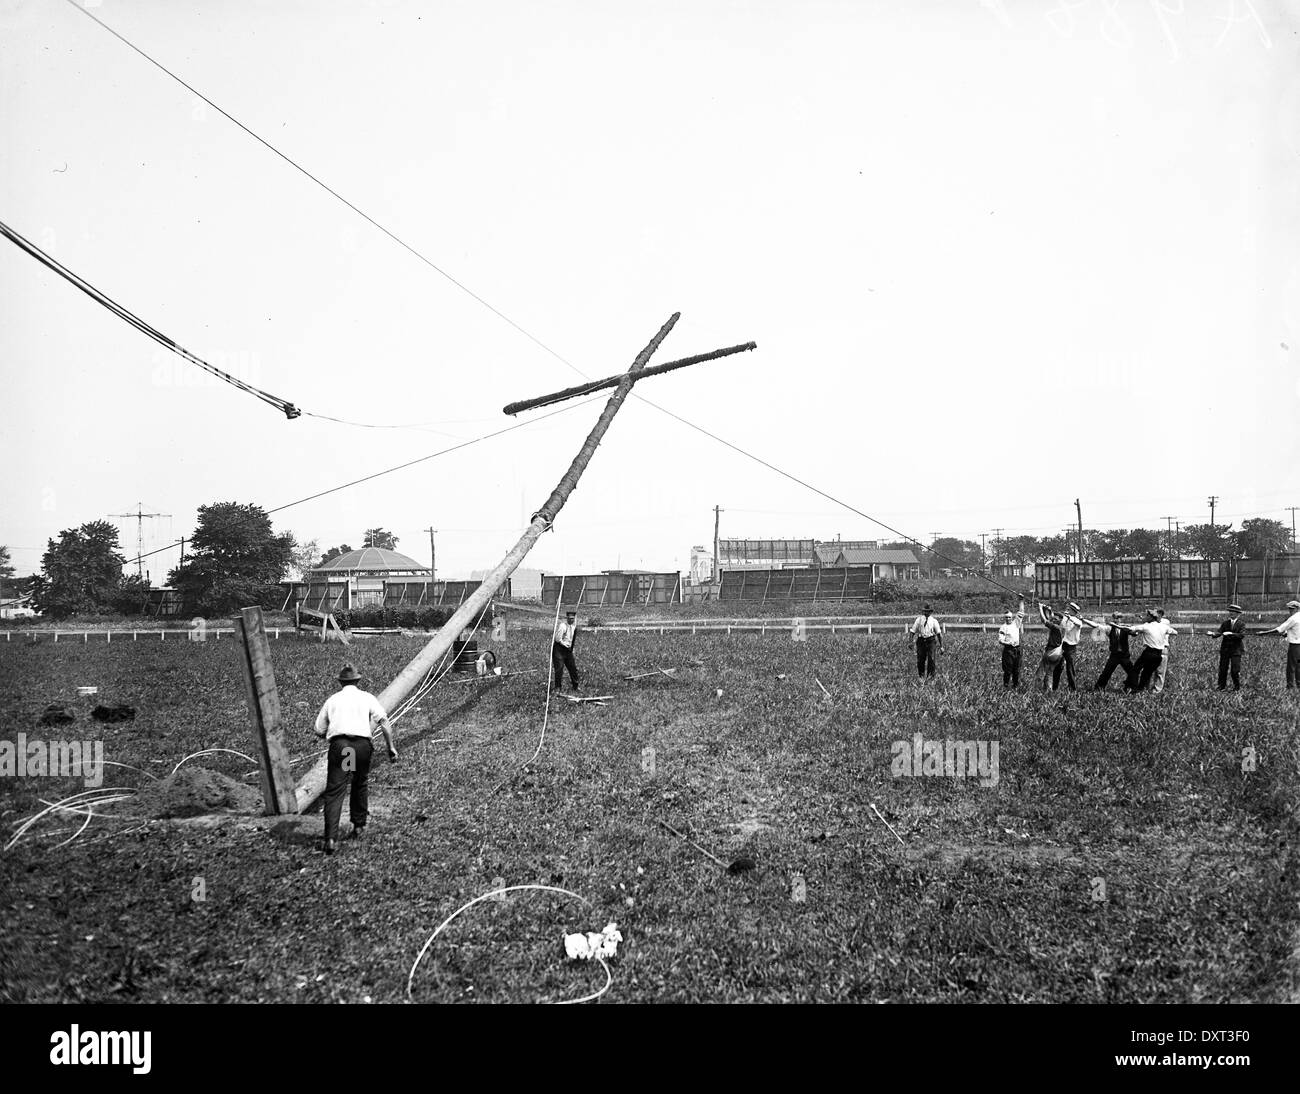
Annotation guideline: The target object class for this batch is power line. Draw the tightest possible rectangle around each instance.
[116,393,607,572]
[61,0,589,387]
[0,218,302,418]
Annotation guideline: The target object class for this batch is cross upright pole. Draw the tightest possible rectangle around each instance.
[295,313,748,810]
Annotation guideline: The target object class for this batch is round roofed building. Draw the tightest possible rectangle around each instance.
[308,547,430,609]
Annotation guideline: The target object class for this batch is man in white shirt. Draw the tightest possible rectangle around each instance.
[909,604,944,679]
[1255,599,1300,688]
[551,610,581,692]
[1128,609,1178,693]
[314,663,397,854]
[1152,608,1175,693]
[1054,601,1088,691]
[996,598,1027,688]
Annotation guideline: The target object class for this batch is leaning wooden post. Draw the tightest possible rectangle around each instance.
[236,606,298,814]
[293,312,689,811]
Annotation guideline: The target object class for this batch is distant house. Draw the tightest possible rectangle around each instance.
[813,546,921,580]
[0,595,36,620]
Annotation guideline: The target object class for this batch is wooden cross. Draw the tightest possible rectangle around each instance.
[293,312,756,811]
[502,337,756,416]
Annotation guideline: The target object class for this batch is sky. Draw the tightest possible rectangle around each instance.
[2,0,1297,584]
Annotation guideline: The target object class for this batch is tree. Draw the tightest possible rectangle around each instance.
[1234,517,1291,559]
[1035,535,1069,563]
[1124,528,1163,560]
[30,521,126,619]
[924,537,981,574]
[319,544,354,567]
[169,502,295,616]
[1182,523,1235,562]
[287,537,320,581]
[363,528,398,550]
[1089,529,1127,561]
[0,545,12,580]
[1001,536,1040,566]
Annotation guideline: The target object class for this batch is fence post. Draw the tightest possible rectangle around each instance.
[236,606,299,815]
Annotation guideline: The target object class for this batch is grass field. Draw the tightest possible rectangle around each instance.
[1,626,1298,1003]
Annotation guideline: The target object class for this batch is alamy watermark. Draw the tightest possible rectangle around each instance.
[1,734,104,787]
[891,734,1000,788]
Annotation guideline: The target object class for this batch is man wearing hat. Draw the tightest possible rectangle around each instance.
[909,603,944,679]
[1254,600,1300,688]
[1082,610,1136,692]
[1211,604,1247,691]
[1128,609,1178,693]
[551,609,581,692]
[314,663,398,855]
[995,597,1027,688]
[1054,601,1089,691]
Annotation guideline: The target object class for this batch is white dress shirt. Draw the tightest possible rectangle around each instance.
[1060,614,1084,645]
[997,620,1022,647]
[1267,611,1300,643]
[1132,620,1178,652]
[315,686,388,740]
[554,621,577,648]
[911,615,943,639]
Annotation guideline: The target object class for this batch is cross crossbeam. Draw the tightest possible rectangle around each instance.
[502,341,757,416]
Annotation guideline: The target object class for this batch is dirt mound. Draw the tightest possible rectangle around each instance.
[140,766,263,818]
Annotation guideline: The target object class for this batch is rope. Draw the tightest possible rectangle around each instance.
[406,884,590,999]
[487,573,565,797]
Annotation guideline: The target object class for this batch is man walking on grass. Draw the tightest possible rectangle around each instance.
[1212,603,1246,691]
[1254,599,1300,688]
[996,598,1027,688]
[909,603,944,679]
[314,663,398,855]
[551,609,581,692]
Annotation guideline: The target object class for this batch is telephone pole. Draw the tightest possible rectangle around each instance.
[1174,520,1182,560]
[980,532,987,573]
[109,502,170,582]
[1286,506,1298,552]
[1075,498,1083,564]
[712,505,723,584]
[1208,495,1218,527]
[1162,516,1175,562]
[423,527,436,584]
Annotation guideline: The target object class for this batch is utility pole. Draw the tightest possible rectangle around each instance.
[1162,516,1174,562]
[991,528,1003,566]
[423,527,436,584]
[1174,520,1182,560]
[980,532,987,573]
[1208,495,1218,527]
[1075,498,1083,564]
[712,505,723,584]
[930,533,942,577]
[109,502,170,582]
[1286,506,1298,552]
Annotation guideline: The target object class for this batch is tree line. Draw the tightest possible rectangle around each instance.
[6,506,404,619]
[878,518,1294,575]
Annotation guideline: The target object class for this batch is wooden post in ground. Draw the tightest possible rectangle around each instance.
[236,606,299,815]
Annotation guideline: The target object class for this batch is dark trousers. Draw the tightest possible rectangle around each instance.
[323,735,372,842]
[1131,648,1163,692]
[1217,649,1241,690]
[551,641,580,690]
[1052,642,1078,690]
[1095,653,1134,692]
[1001,645,1021,688]
[1288,644,1300,688]
[915,637,937,678]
